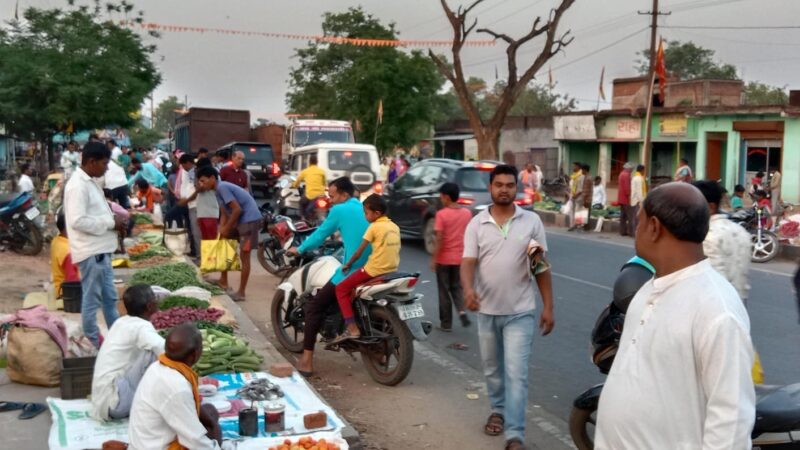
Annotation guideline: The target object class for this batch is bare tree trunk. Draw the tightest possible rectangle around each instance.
[476,128,499,160]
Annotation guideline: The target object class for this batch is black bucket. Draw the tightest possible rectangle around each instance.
[61,281,82,313]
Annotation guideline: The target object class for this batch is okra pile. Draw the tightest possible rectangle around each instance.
[195,328,264,376]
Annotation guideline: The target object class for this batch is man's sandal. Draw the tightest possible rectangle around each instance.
[484,413,504,436]
[505,438,526,450]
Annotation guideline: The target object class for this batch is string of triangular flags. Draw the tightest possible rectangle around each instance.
[120,21,497,48]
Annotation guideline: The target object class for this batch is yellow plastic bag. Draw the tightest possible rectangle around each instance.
[752,350,764,385]
[200,238,241,273]
[112,258,130,268]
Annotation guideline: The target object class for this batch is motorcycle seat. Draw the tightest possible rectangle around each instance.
[0,193,19,208]
[753,383,800,434]
[354,272,420,298]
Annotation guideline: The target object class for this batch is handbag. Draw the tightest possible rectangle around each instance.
[200,237,241,273]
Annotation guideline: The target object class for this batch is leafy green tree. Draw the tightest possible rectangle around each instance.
[636,40,737,80]
[743,81,788,106]
[153,96,185,133]
[286,7,444,151]
[129,123,163,148]
[0,0,160,166]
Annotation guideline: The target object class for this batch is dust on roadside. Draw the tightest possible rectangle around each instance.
[0,250,50,314]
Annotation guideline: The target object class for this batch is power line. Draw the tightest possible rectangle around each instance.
[550,27,649,73]
[663,25,800,30]
[480,0,546,27]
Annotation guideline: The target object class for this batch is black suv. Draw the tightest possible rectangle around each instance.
[383,159,532,254]
[217,142,281,198]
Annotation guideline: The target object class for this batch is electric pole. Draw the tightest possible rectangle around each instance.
[638,0,670,175]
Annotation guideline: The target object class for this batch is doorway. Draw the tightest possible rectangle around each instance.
[706,132,727,181]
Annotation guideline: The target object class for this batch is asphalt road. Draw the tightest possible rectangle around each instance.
[397,230,800,422]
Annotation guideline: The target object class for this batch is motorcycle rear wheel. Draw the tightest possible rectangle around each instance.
[257,236,285,275]
[568,406,596,450]
[361,306,414,386]
[750,230,779,263]
[10,217,43,256]
[271,290,305,353]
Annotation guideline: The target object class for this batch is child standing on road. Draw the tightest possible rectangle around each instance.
[333,194,401,344]
[430,182,472,331]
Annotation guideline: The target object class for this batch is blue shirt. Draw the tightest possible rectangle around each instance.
[215,181,261,225]
[128,163,167,189]
[298,197,371,284]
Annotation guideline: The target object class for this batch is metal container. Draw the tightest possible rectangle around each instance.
[238,407,258,437]
[264,401,286,433]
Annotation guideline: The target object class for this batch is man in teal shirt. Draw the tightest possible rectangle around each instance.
[287,177,370,376]
[128,158,168,190]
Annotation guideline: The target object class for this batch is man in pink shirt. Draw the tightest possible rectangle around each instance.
[430,182,473,331]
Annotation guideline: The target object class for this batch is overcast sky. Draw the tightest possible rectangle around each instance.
[3,0,799,123]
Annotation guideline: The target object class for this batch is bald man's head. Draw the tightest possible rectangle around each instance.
[642,182,710,243]
[165,324,203,364]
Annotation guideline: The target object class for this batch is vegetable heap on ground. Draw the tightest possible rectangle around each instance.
[159,295,209,311]
[195,328,263,376]
[151,306,224,330]
[270,437,342,450]
[130,262,222,294]
[131,213,154,225]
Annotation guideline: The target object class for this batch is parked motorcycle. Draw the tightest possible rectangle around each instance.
[271,245,432,386]
[569,258,800,449]
[256,203,318,275]
[730,206,781,263]
[0,192,44,256]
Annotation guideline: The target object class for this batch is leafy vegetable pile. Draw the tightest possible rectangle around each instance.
[150,306,224,330]
[132,213,154,225]
[194,320,234,335]
[195,328,263,376]
[159,295,209,311]
[130,245,173,261]
[130,262,222,294]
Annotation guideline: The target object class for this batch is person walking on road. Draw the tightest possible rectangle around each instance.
[461,164,555,450]
[567,162,585,232]
[769,169,782,225]
[580,164,593,231]
[64,141,126,347]
[674,158,694,182]
[630,164,647,233]
[617,163,634,237]
[286,177,371,376]
[595,182,755,449]
[430,182,472,331]
[219,150,249,191]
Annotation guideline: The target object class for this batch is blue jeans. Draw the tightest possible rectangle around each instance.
[478,311,536,443]
[77,254,119,346]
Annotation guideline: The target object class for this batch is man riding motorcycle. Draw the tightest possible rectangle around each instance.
[286,176,370,376]
[292,154,327,222]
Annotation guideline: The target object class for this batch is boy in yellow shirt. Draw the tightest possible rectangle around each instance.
[333,194,401,343]
[51,212,80,297]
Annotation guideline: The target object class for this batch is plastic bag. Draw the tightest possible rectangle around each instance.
[164,222,190,256]
[200,238,241,273]
[560,199,573,216]
[152,203,164,226]
[172,286,212,302]
[752,350,764,385]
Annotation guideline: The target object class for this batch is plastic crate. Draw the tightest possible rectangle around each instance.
[60,357,95,400]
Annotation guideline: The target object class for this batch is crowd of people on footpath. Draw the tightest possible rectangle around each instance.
[43,135,800,450]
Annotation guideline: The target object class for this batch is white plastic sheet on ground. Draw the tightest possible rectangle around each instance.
[47,371,346,449]
[235,431,349,450]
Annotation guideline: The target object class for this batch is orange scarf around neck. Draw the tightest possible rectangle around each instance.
[158,353,200,450]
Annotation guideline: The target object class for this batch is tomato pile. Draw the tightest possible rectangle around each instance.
[268,436,342,450]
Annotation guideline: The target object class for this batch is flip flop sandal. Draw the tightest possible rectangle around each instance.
[505,438,526,450]
[484,412,504,436]
[18,403,46,420]
[0,401,25,412]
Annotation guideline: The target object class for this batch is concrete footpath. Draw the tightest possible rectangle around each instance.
[0,280,361,449]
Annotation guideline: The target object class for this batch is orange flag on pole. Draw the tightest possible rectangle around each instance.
[656,38,667,102]
[377,99,384,125]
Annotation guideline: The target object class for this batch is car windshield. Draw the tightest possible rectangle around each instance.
[327,150,371,171]
[456,168,524,193]
[293,128,353,146]
[233,144,273,166]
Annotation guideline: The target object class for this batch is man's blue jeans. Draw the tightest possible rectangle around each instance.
[477,311,536,443]
[77,254,119,346]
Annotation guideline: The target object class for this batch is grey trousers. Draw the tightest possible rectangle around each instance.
[109,350,158,419]
[188,207,201,258]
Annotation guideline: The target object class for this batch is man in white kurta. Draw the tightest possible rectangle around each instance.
[595,182,755,450]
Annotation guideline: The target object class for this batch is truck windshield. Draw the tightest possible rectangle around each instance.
[293,127,352,147]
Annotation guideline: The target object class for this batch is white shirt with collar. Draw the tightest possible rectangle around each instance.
[111,146,123,162]
[128,362,221,450]
[17,174,34,193]
[630,174,645,207]
[704,214,752,301]
[595,259,755,450]
[90,316,165,421]
[178,167,197,209]
[63,167,118,263]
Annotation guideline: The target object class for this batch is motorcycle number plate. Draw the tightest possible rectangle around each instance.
[397,302,425,320]
[24,207,40,220]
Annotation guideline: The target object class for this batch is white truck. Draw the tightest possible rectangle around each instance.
[284,119,355,155]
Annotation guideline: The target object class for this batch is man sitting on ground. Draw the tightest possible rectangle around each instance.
[129,324,222,449]
[91,285,165,421]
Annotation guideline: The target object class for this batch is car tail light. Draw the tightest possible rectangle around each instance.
[271,162,281,176]
[406,277,418,288]
[457,197,474,206]
[372,181,383,194]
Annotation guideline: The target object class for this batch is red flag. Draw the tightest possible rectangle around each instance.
[656,38,667,102]
[599,66,606,101]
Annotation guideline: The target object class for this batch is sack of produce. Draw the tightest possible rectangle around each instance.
[172,286,212,302]
[200,239,241,273]
[6,326,63,386]
[164,222,190,256]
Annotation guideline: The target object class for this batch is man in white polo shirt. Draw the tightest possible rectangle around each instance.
[461,164,555,450]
